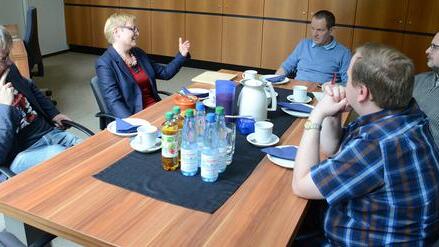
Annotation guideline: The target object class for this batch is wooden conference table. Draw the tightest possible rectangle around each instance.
[0,72,325,246]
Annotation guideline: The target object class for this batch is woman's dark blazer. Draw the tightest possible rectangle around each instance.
[96,46,188,118]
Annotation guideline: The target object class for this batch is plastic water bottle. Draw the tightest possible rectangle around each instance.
[201,113,218,182]
[195,102,206,167]
[215,106,227,173]
[181,109,198,176]
[172,106,184,165]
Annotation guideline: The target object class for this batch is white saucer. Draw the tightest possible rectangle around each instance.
[260,74,289,85]
[184,88,210,99]
[280,104,314,118]
[107,118,150,137]
[202,98,216,108]
[246,133,280,147]
[286,95,312,104]
[266,145,297,169]
[130,137,161,153]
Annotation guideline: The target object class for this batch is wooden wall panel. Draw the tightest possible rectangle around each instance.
[223,0,264,17]
[352,29,404,51]
[355,0,408,30]
[222,17,262,67]
[121,0,150,8]
[91,7,118,48]
[186,14,222,62]
[261,21,306,70]
[65,6,93,46]
[405,0,439,33]
[308,0,357,25]
[64,0,92,4]
[403,34,432,73]
[264,0,308,20]
[150,0,185,11]
[93,0,120,7]
[185,0,222,14]
[151,12,185,56]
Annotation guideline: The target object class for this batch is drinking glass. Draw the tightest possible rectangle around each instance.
[225,122,236,165]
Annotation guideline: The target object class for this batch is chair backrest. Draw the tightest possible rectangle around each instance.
[90,76,112,129]
[24,6,44,77]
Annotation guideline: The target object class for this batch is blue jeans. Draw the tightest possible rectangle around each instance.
[10,128,81,174]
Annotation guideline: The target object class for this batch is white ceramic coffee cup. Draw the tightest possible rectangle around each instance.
[136,125,158,149]
[254,121,274,144]
[293,85,308,103]
[242,70,258,80]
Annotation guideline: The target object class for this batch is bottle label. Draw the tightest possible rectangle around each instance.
[201,154,217,178]
[181,148,198,172]
[162,134,178,158]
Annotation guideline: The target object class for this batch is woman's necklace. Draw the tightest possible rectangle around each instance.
[122,53,138,68]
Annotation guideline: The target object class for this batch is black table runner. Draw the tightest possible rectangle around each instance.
[94,87,298,213]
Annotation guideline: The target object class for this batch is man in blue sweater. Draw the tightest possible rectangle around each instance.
[276,10,351,84]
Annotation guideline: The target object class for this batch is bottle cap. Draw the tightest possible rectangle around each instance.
[165,112,174,120]
[185,108,194,117]
[196,101,205,111]
[215,106,224,115]
[206,113,216,123]
[172,106,181,114]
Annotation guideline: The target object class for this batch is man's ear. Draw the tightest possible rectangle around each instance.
[357,84,369,103]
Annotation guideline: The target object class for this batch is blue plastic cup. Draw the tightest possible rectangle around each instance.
[237,118,255,135]
[215,80,236,116]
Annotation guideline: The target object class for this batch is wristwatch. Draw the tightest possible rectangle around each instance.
[304,120,322,131]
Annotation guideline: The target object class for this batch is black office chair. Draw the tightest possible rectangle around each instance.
[23,7,44,77]
[90,76,172,130]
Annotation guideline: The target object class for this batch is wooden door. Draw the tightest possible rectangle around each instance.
[124,9,151,53]
[64,6,93,46]
[264,0,308,20]
[121,0,150,8]
[150,0,185,11]
[186,14,222,62]
[355,0,408,30]
[261,21,306,70]
[222,17,263,67]
[91,7,118,48]
[405,0,439,33]
[352,29,404,51]
[403,34,432,73]
[305,24,353,50]
[308,0,356,25]
[151,12,185,56]
[186,0,222,13]
[223,0,264,17]
[93,0,120,6]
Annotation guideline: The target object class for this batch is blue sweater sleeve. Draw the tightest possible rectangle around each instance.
[281,40,304,75]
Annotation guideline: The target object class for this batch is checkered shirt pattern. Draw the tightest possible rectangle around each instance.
[311,101,439,246]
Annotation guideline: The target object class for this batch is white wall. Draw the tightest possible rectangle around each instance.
[0,0,26,36]
[0,0,68,55]
[27,0,69,55]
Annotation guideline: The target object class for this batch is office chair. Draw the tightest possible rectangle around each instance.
[23,7,44,77]
[90,76,172,130]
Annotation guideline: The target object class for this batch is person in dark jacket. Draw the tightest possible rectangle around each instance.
[96,13,190,118]
[0,26,80,176]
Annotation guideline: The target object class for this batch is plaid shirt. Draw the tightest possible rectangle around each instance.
[311,101,439,246]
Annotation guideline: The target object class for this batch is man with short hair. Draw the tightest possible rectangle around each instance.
[413,32,439,148]
[0,26,80,176]
[293,43,439,245]
[276,10,351,84]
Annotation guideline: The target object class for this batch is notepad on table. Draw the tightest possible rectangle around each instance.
[191,71,237,85]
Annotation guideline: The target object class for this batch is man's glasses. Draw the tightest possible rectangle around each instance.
[120,26,139,33]
[429,43,439,51]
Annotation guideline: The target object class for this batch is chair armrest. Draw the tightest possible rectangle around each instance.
[60,120,94,137]
[95,112,116,121]
[0,166,16,179]
[158,90,172,96]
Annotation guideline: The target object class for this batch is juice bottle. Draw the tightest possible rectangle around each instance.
[172,106,184,165]
[161,112,179,171]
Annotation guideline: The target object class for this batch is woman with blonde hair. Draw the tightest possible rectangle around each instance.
[96,13,190,118]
